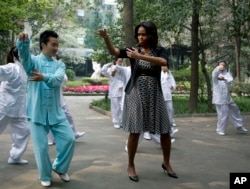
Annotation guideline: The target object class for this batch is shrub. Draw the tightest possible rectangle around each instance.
[82,77,109,85]
[173,67,191,82]
[91,98,110,111]
[65,80,83,87]
[230,82,250,96]
[91,96,250,114]
[66,69,76,81]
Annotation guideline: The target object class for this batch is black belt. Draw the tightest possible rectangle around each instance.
[136,69,158,77]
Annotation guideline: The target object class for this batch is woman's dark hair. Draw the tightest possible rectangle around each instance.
[39,30,58,50]
[134,21,158,48]
[7,46,19,63]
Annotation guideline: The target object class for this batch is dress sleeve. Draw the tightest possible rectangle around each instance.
[118,48,129,58]
[158,47,168,61]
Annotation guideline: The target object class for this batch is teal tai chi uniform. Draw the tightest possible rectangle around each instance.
[16,39,75,182]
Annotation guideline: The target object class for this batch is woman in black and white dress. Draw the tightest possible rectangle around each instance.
[97,21,177,182]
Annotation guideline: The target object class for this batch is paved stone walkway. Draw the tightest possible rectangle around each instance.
[0,96,249,189]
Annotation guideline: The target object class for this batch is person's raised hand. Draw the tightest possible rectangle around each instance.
[96,29,108,39]
[29,69,44,81]
[17,32,28,41]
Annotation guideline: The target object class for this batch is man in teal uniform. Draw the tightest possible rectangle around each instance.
[16,30,75,187]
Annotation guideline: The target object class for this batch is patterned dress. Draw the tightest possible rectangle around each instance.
[120,47,171,134]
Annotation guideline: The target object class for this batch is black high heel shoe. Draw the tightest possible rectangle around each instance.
[127,168,139,182]
[161,164,178,178]
[128,175,139,182]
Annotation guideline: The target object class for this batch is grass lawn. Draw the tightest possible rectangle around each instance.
[91,96,250,114]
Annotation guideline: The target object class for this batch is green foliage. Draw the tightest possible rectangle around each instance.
[232,96,250,112]
[64,77,109,87]
[92,95,250,114]
[173,67,191,82]
[92,22,125,64]
[230,82,250,96]
[0,0,61,32]
[65,80,83,87]
[173,96,216,114]
[0,0,87,64]
[82,77,109,85]
[66,69,76,81]
[91,98,111,111]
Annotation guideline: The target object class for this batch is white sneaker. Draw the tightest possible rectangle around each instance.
[150,134,161,144]
[53,169,70,182]
[48,141,55,146]
[8,157,28,165]
[237,126,248,132]
[151,134,175,144]
[114,124,120,129]
[172,123,177,127]
[41,181,51,187]
[171,138,176,143]
[125,140,128,152]
[217,131,225,136]
[143,132,151,140]
[75,131,85,139]
[170,128,179,137]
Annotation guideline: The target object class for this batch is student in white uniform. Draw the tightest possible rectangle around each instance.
[161,65,177,127]
[47,74,85,145]
[0,46,30,164]
[101,58,124,129]
[212,61,248,135]
[111,64,131,112]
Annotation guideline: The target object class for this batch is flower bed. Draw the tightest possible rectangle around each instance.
[63,85,109,94]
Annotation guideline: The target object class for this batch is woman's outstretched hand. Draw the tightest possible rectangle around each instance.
[96,29,108,39]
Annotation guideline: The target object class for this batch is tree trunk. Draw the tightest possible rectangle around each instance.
[200,48,213,112]
[123,0,134,66]
[123,0,134,47]
[233,35,241,81]
[198,22,212,112]
[189,1,199,113]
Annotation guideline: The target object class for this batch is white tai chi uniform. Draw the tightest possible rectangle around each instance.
[161,70,176,126]
[101,63,124,127]
[212,66,243,133]
[113,65,131,112]
[0,61,30,161]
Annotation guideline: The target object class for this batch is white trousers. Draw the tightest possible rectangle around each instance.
[110,96,123,125]
[0,113,30,160]
[164,100,175,125]
[215,101,243,133]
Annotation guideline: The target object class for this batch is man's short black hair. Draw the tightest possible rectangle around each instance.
[218,60,227,66]
[39,30,58,50]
